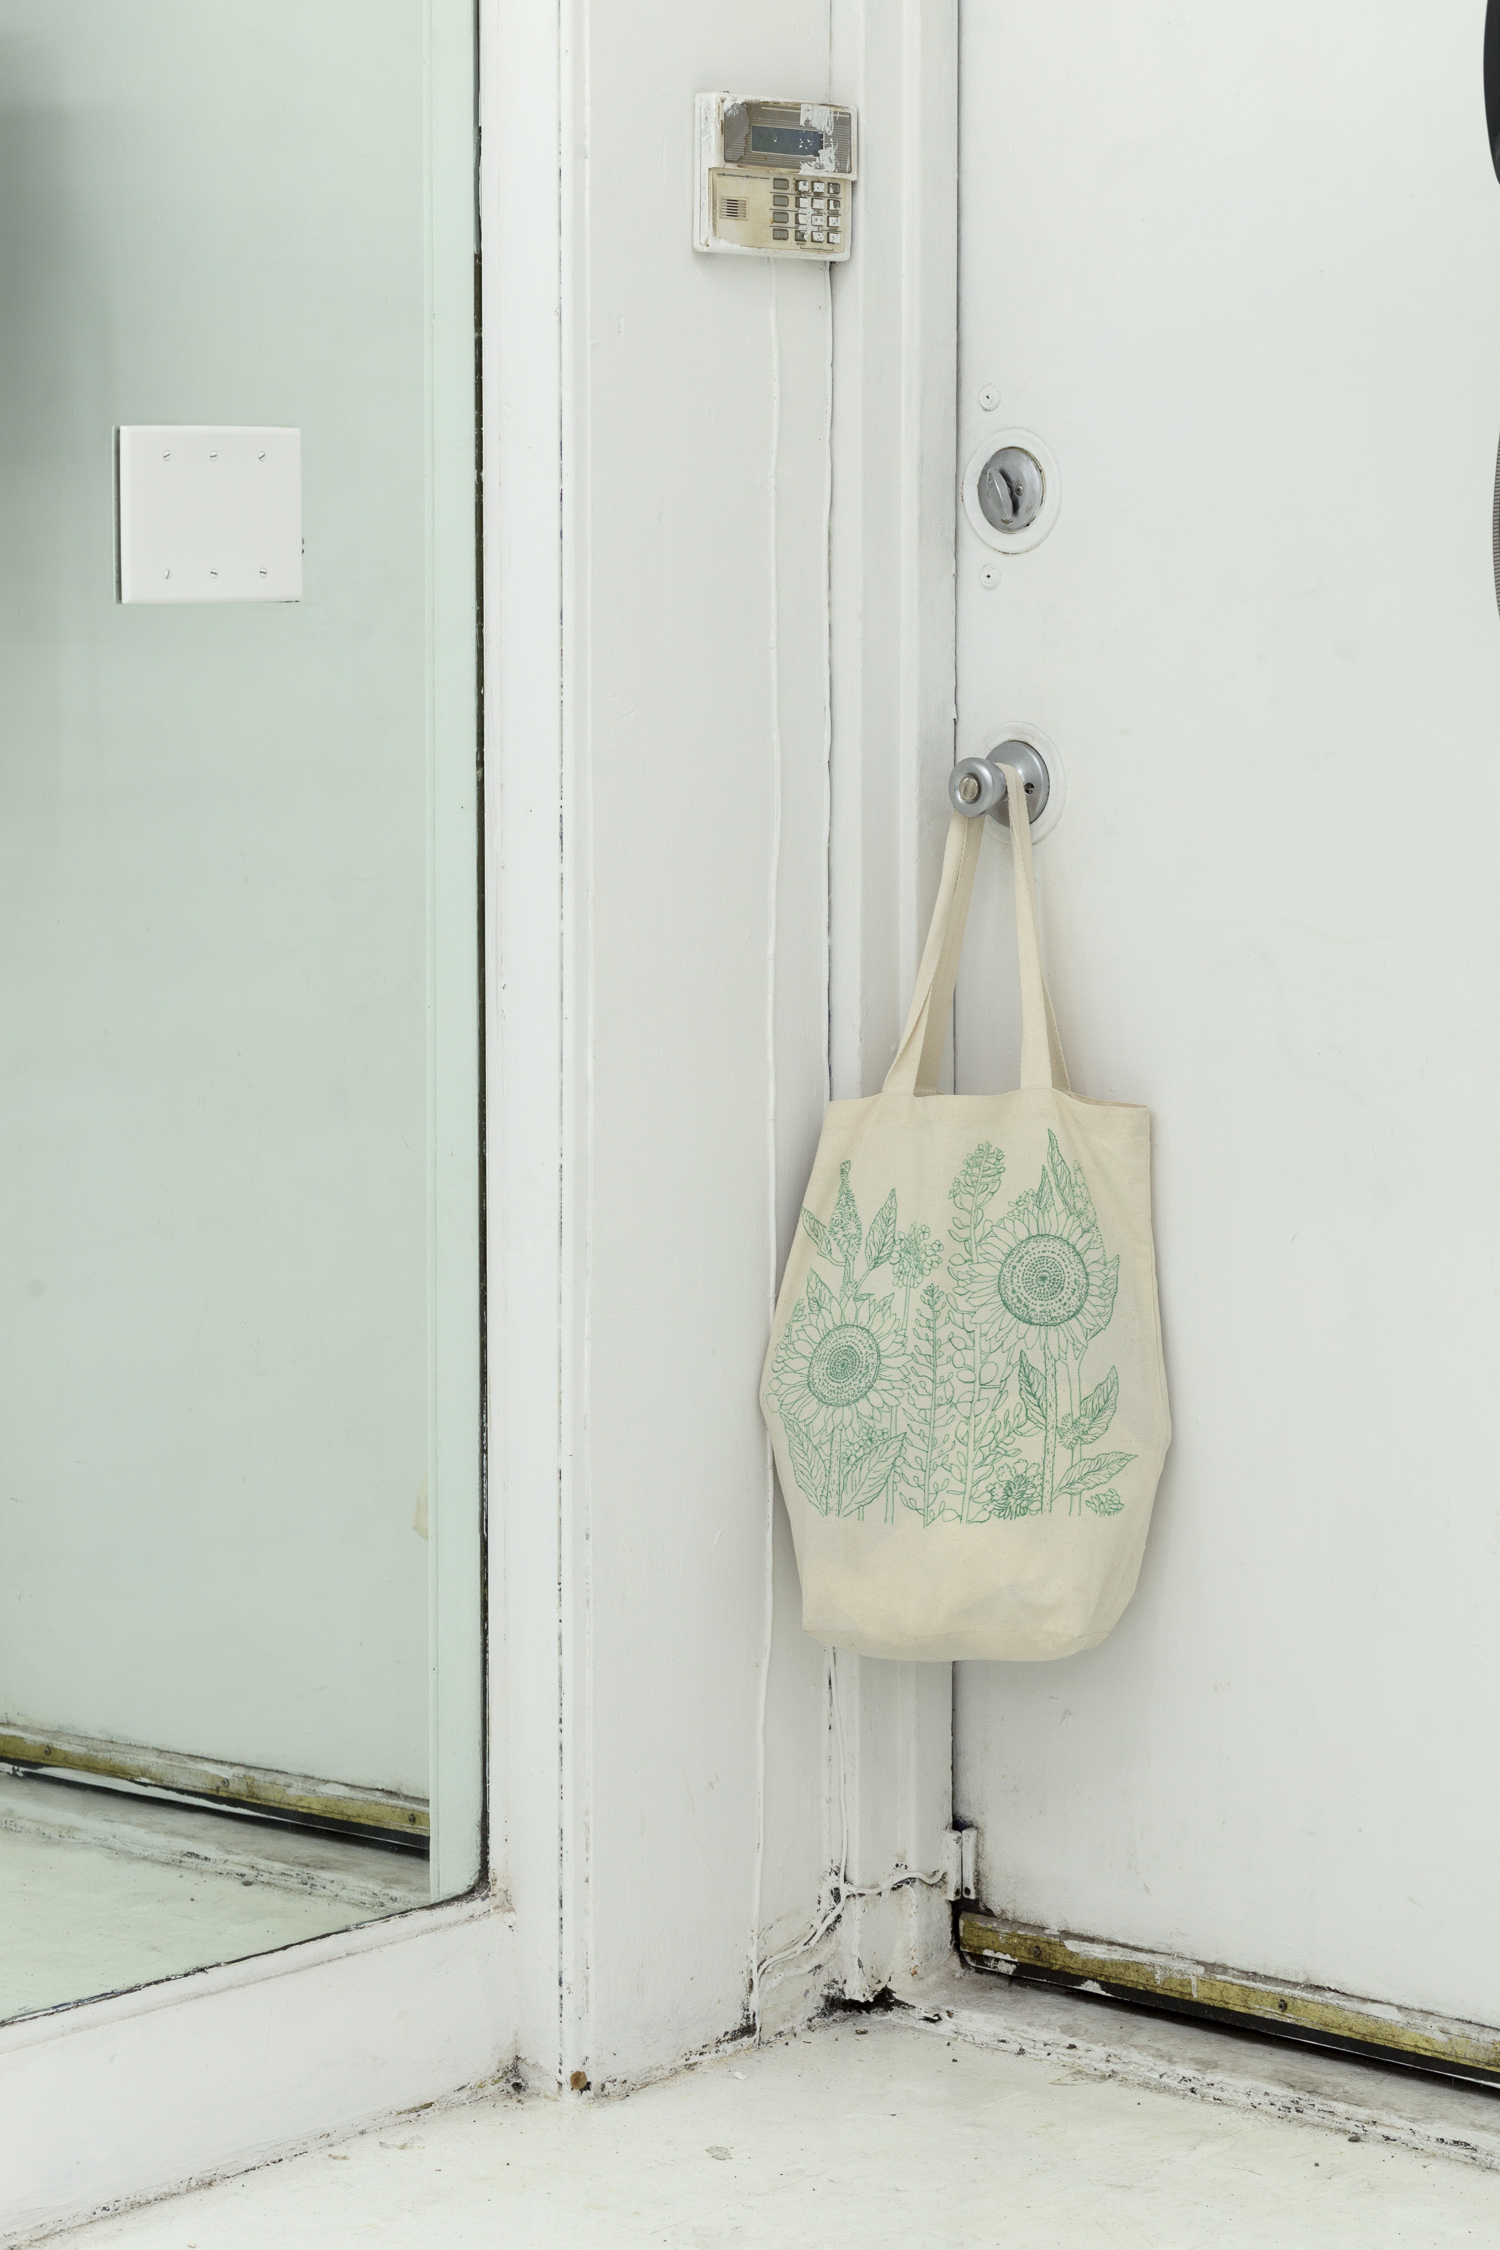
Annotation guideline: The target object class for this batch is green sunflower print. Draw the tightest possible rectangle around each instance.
[770,1137,1135,1527]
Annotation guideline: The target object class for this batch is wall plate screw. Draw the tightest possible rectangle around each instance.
[978,383,1000,411]
[979,563,999,590]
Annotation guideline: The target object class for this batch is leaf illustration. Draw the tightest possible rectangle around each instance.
[842,1431,904,1514]
[949,1141,1007,1212]
[1017,1353,1047,1428]
[1054,1449,1136,1500]
[898,1284,960,1526]
[1078,1254,1119,1346]
[1085,1490,1124,1516]
[828,1160,863,1271]
[784,1418,830,1513]
[864,1190,898,1274]
[1046,1131,1098,1232]
[1064,1367,1118,1449]
[1046,1132,1078,1215]
[804,1268,836,1320]
[800,1207,830,1254]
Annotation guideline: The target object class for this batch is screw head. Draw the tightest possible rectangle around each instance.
[979,563,999,590]
[978,383,1001,412]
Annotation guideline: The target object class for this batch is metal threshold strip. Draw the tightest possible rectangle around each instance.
[0,1721,429,1852]
[958,1912,1500,2090]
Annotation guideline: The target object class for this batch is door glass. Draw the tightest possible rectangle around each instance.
[0,0,482,2023]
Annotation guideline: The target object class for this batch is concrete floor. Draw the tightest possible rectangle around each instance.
[49,2005,1500,2248]
[0,1772,427,2022]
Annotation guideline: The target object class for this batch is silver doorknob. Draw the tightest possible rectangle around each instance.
[975,447,1046,535]
[949,741,1051,826]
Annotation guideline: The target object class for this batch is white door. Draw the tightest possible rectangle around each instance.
[953,2,1500,2025]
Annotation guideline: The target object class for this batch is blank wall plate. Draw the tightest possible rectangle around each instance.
[117,425,302,605]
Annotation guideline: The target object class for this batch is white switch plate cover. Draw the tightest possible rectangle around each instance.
[117,425,302,604]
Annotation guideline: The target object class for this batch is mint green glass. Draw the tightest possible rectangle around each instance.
[0,0,482,2020]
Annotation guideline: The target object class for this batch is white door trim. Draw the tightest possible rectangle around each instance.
[824,0,961,1999]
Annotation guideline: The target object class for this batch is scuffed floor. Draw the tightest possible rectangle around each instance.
[0,1772,427,2022]
[50,2010,1500,2248]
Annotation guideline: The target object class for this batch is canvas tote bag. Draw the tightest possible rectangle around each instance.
[760,767,1170,1661]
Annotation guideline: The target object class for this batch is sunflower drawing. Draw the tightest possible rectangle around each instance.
[772,1203,910,1518]
[772,1272,907,1439]
[982,1182,1117,1364]
[953,1133,1130,1515]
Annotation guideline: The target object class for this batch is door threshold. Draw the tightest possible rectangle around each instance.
[956,1911,1500,2089]
[0,1722,428,1851]
[898,1957,1500,2172]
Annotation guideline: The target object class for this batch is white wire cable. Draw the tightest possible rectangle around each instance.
[749,258,783,2042]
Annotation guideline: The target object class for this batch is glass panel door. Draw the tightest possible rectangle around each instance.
[0,0,481,2022]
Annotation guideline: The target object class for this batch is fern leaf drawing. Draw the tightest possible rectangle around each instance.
[898,1283,958,1526]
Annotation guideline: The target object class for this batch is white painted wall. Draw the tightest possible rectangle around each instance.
[952,0,1500,2029]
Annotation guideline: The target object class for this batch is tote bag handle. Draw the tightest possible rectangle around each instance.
[883,764,1070,1097]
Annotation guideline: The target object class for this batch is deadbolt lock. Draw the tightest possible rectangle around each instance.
[975,447,1045,534]
[961,429,1061,555]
